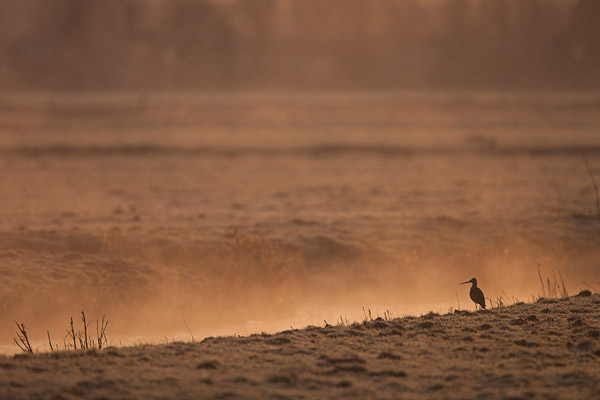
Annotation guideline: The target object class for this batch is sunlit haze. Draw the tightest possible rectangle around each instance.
[0,1,599,358]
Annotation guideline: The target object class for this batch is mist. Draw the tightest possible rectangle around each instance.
[1,92,599,351]
[0,1,599,353]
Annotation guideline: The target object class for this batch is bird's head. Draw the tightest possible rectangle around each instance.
[460,278,477,285]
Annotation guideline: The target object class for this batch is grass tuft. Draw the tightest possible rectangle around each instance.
[14,312,109,355]
[537,264,568,300]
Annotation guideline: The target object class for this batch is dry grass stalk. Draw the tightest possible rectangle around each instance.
[538,263,546,298]
[77,333,85,350]
[183,319,196,342]
[47,330,54,352]
[14,322,34,354]
[557,270,568,298]
[501,290,520,306]
[362,307,373,323]
[537,264,568,299]
[338,315,350,326]
[383,309,393,321]
[497,297,504,308]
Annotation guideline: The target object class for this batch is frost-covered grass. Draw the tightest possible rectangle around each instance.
[1,292,599,399]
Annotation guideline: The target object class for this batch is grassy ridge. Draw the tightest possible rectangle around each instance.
[2,291,599,399]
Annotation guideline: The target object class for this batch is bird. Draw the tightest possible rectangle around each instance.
[461,278,486,309]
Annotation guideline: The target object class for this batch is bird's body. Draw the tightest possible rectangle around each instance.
[461,278,486,309]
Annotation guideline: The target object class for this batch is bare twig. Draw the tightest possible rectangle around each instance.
[67,317,76,350]
[14,322,33,354]
[81,311,93,350]
[82,311,88,350]
[96,315,109,350]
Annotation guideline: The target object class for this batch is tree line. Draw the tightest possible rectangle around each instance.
[0,0,598,90]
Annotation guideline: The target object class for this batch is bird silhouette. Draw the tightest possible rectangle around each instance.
[461,278,486,309]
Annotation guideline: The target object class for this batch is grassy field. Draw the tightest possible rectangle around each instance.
[1,291,599,399]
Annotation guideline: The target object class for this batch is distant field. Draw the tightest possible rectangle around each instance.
[0,92,599,352]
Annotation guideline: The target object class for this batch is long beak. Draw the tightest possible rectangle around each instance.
[460,281,470,284]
